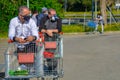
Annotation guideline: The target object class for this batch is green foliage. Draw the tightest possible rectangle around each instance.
[104,23,120,31]
[67,0,92,11]
[62,23,120,33]
[62,24,84,33]
[29,0,63,15]
[35,0,63,17]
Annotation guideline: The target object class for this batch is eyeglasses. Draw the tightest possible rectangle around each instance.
[21,15,30,18]
[20,14,30,17]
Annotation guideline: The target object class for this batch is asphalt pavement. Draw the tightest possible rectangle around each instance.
[63,32,120,80]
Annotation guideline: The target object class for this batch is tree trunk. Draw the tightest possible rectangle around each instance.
[100,0,107,25]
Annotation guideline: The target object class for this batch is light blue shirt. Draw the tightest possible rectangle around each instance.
[9,17,39,40]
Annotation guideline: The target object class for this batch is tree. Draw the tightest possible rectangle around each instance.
[106,0,115,7]
[99,0,116,25]
[100,0,107,25]
[67,0,92,11]
[36,0,63,17]
[82,0,92,11]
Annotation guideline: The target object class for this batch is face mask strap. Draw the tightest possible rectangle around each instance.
[50,15,58,22]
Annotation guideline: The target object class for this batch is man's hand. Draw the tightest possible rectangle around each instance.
[41,29,46,33]
[15,37,26,43]
[26,36,35,42]
[46,30,53,37]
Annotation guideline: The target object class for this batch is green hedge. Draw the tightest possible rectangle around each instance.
[104,23,120,31]
[62,23,120,33]
[62,24,85,33]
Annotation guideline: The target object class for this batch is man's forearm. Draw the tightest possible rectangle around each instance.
[52,29,58,33]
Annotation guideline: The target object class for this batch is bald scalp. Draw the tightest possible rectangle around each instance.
[18,6,30,15]
[48,8,56,15]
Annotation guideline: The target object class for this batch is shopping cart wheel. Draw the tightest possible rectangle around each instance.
[41,78,58,80]
[0,72,5,79]
[41,77,44,80]
[53,78,58,80]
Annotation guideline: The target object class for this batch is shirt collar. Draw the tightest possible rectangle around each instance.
[17,16,29,24]
[17,16,21,23]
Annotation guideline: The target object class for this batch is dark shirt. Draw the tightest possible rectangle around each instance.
[39,16,62,32]
[37,13,47,27]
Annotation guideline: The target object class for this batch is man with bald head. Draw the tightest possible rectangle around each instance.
[40,8,62,37]
[8,6,39,80]
[40,8,62,76]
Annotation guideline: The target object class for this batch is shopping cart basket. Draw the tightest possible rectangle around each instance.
[4,40,44,80]
[86,20,97,34]
[40,33,64,80]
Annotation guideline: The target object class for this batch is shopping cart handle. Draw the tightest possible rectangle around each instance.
[39,32,63,35]
[8,39,40,43]
[8,39,13,43]
[59,32,63,35]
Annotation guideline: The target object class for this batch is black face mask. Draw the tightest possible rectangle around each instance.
[23,15,31,22]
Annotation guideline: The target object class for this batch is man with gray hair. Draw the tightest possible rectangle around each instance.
[8,5,39,80]
[9,5,38,44]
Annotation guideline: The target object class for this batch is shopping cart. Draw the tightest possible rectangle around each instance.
[86,20,97,34]
[39,33,64,80]
[4,40,44,80]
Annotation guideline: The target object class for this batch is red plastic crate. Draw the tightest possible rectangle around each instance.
[18,53,34,64]
[44,51,54,58]
[45,42,57,49]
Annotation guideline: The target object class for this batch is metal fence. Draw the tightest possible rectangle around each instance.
[62,14,120,25]
[62,18,120,25]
